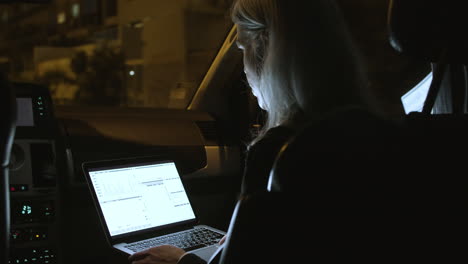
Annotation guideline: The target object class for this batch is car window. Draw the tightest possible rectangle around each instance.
[0,0,233,109]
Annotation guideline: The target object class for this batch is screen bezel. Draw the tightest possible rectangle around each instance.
[82,156,199,244]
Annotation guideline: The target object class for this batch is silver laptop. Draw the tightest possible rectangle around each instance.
[82,156,226,261]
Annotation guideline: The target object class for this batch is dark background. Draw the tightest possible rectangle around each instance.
[338,0,431,116]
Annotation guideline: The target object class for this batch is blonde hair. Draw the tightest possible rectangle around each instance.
[232,0,375,146]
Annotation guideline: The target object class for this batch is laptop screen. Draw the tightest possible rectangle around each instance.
[86,160,196,237]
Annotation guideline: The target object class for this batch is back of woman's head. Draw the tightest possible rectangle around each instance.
[232,0,376,133]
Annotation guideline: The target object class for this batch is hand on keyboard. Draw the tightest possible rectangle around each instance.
[128,245,186,264]
[218,235,227,245]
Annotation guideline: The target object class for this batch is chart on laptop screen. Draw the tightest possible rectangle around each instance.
[88,162,196,236]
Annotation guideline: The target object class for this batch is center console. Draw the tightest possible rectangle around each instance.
[9,82,64,264]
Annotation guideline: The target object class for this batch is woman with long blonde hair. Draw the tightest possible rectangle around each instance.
[128,1,379,263]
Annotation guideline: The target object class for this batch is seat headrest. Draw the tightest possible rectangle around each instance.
[268,108,398,193]
[388,0,468,63]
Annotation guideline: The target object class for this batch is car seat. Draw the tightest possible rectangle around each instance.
[220,108,405,263]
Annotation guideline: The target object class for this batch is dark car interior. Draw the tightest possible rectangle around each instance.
[1,0,465,263]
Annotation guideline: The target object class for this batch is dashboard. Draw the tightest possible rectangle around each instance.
[8,82,241,264]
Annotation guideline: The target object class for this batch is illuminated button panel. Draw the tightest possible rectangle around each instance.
[11,227,49,243]
[9,248,56,264]
[34,95,49,119]
[11,200,55,224]
[10,184,29,192]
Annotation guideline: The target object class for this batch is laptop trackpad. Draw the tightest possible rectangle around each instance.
[190,245,221,261]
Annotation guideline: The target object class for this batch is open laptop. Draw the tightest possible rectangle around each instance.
[82,156,226,261]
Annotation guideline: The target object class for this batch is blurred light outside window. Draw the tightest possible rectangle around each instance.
[1,11,8,22]
[1,0,233,109]
[71,3,80,18]
[57,12,66,24]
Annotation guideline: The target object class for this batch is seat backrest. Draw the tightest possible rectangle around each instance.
[263,110,463,262]
[220,109,412,263]
[0,73,17,264]
[220,107,465,262]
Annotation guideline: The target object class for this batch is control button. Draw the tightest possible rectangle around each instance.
[11,228,48,242]
[21,205,32,216]
[11,200,55,224]
[9,247,56,264]
[34,96,48,118]
[9,184,29,192]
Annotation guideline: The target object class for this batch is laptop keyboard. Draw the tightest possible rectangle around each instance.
[124,227,224,253]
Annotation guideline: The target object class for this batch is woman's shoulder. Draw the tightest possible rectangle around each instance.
[252,126,295,149]
[245,125,296,162]
[264,125,294,137]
